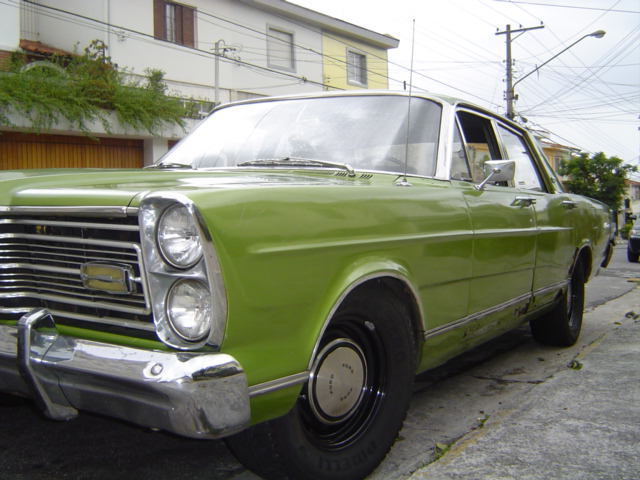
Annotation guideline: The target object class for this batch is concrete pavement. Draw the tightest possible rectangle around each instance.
[410,287,640,480]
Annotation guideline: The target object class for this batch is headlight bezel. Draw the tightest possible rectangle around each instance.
[139,194,227,351]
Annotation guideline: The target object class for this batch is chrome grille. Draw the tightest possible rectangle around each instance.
[0,210,154,333]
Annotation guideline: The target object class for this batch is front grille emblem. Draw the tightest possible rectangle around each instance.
[81,262,135,295]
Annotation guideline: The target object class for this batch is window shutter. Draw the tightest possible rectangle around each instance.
[182,6,195,47]
[174,5,184,43]
[153,0,166,40]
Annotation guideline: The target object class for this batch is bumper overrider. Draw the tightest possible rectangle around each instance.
[0,309,250,439]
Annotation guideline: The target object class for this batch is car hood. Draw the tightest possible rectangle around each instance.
[0,168,352,208]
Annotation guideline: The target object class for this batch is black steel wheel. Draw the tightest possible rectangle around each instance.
[530,262,585,347]
[227,285,417,480]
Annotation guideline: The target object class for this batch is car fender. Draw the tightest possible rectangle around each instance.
[307,256,424,371]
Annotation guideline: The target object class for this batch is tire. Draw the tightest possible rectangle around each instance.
[530,262,585,347]
[227,287,417,480]
[628,247,639,263]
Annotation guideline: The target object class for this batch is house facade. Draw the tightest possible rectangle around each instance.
[537,139,580,178]
[0,0,398,168]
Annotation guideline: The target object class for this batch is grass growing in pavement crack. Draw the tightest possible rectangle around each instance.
[434,441,453,460]
[568,359,583,370]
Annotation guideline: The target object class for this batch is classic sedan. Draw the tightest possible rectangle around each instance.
[0,91,612,479]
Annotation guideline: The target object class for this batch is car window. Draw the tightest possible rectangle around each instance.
[532,136,564,193]
[160,96,442,177]
[496,125,544,191]
[450,122,472,181]
[456,110,501,183]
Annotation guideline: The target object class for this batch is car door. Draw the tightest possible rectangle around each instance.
[494,124,577,306]
[453,110,536,317]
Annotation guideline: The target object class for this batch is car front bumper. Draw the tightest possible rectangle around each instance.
[0,309,250,439]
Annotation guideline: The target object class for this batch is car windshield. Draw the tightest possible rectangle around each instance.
[157,95,442,176]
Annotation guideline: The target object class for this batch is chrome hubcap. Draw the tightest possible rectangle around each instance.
[308,338,367,424]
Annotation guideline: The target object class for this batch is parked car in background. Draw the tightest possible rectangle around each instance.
[0,91,613,480]
[628,218,640,262]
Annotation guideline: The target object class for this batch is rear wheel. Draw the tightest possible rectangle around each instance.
[227,287,417,480]
[530,262,585,347]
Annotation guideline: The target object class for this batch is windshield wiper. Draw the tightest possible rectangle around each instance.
[145,162,195,170]
[238,157,355,177]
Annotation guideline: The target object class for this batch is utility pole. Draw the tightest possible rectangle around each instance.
[496,24,544,120]
[214,39,237,106]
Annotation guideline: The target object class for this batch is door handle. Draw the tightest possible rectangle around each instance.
[561,200,577,209]
[511,196,536,207]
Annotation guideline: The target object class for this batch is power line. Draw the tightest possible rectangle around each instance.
[493,0,640,14]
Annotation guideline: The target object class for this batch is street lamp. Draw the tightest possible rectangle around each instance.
[506,29,606,120]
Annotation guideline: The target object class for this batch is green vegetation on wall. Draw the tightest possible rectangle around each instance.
[0,40,188,135]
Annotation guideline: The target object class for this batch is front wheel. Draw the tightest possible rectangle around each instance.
[530,263,585,347]
[227,287,417,480]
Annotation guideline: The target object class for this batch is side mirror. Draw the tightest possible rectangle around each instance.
[475,160,515,191]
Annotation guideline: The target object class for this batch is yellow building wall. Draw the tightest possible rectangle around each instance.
[542,146,565,173]
[322,33,390,90]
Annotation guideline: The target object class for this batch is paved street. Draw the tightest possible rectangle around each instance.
[410,302,640,480]
[369,244,640,480]
[0,245,637,480]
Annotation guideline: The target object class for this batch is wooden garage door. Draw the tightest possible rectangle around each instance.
[0,132,143,170]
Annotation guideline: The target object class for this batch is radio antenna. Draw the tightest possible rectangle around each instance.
[399,19,416,187]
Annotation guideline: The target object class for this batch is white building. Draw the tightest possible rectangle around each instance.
[0,0,398,168]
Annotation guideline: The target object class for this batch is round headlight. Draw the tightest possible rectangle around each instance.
[166,279,212,341]
[157,204,202,268]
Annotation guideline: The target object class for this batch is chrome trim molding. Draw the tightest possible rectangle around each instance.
[309,271,423,370]
[423,281,568,341]
[9,308,156,331]
[0,310,250,439]
[0,291,148,315]
[533,280,568,298]
[0,218,139,231]
[473,227,538,239]
[249,371,310,398]
[0,232,141,250]
[251,230,473,255]
[0,206,138,217]
[424,292,531,340]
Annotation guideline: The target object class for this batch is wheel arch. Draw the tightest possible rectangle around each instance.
[573,244,593,281]
[308,270,424,371]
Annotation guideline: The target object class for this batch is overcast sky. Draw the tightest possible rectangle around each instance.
[292,0,640,169]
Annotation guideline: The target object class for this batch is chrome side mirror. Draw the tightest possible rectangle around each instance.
[474,160,515,191]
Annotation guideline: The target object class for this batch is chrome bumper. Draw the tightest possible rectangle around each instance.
[0,309,250,439]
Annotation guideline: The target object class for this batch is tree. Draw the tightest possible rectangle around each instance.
[559,151,637,211]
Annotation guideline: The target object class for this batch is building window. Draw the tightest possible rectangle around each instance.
[267,27,295,71]
[154,0,195,47]
[347,50,367,86]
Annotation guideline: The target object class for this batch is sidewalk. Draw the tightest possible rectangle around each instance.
[410,294,640,480]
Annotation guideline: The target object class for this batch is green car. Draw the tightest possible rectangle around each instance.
[0,92,613,479]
